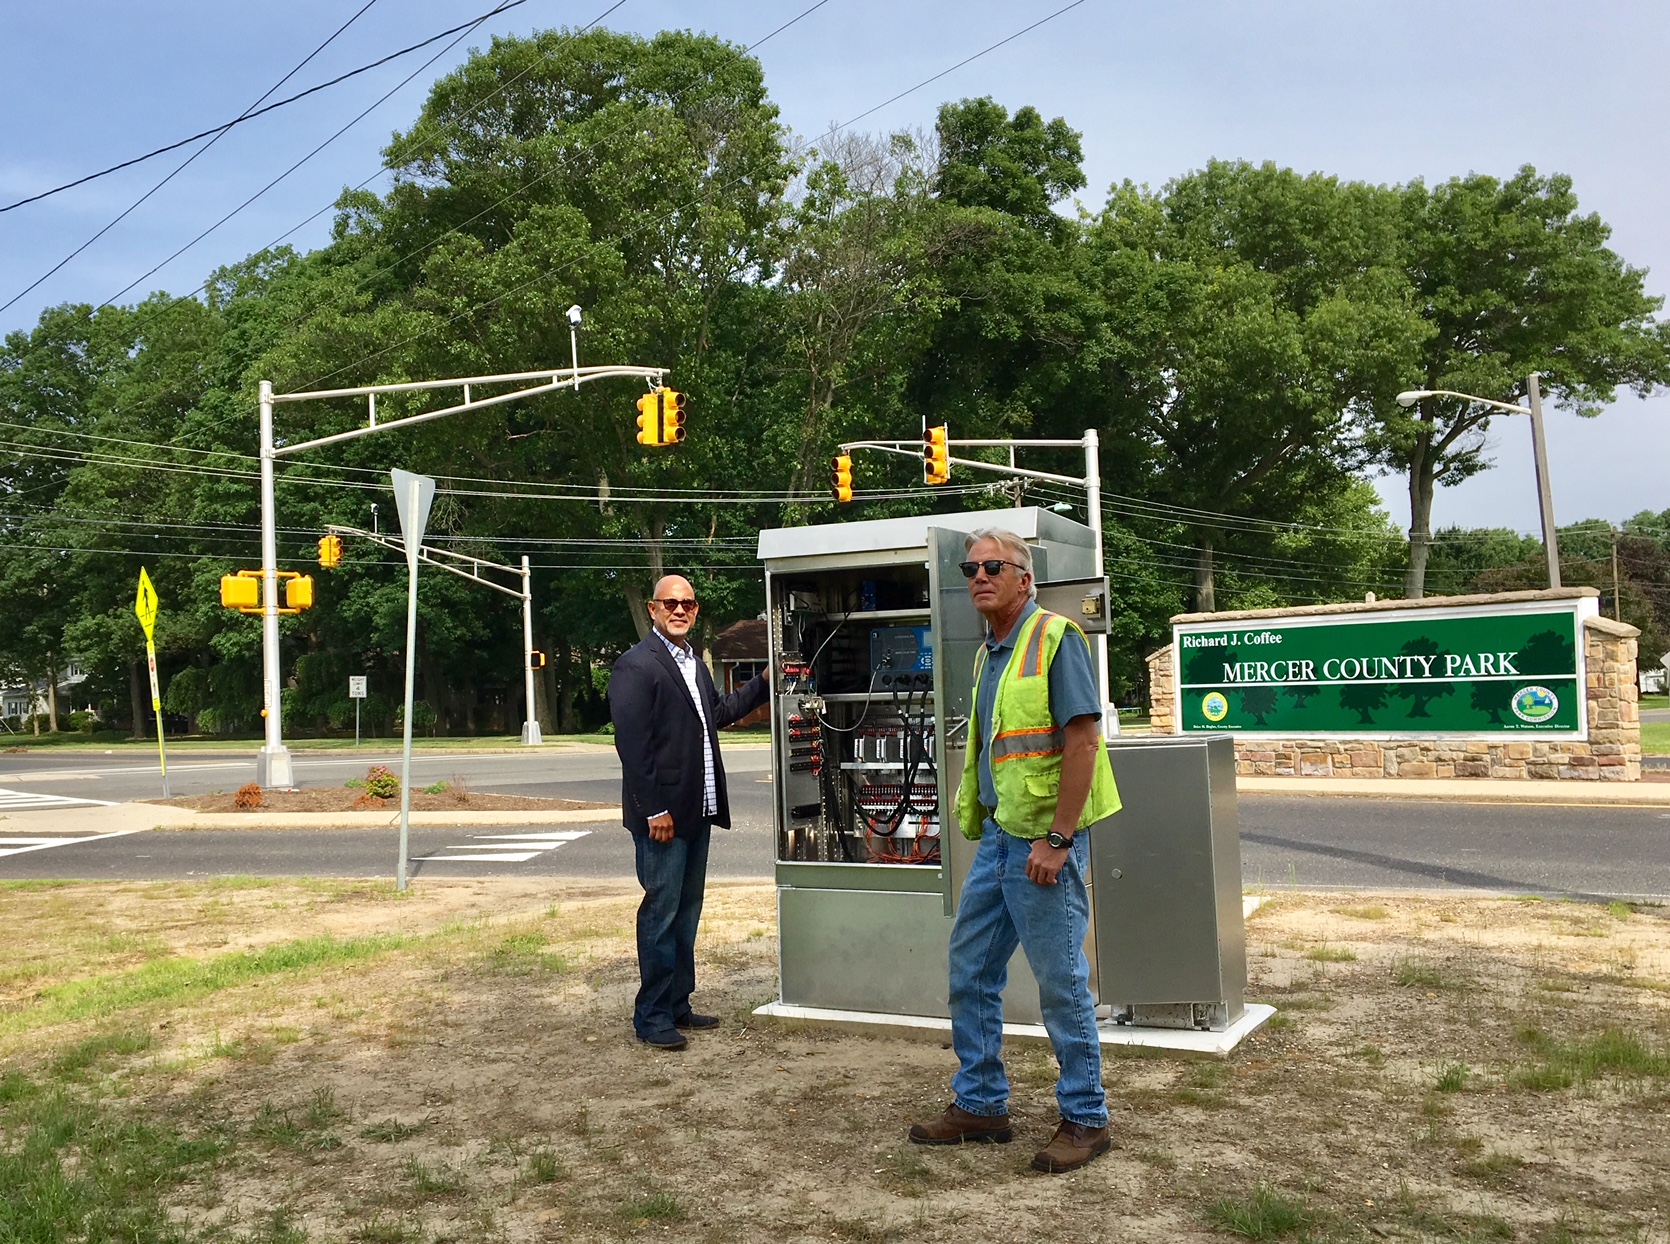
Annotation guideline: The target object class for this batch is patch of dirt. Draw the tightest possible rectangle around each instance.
[6,887,1670,1243]
[150,788,614,813]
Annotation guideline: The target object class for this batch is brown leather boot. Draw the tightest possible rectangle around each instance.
[1031,1120,1112,1173]
[908,1104,1013,1146]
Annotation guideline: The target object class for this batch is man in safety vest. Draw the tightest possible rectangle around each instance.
[907,527,1121,1174]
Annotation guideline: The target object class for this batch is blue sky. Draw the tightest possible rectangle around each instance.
[2,1,1666,536]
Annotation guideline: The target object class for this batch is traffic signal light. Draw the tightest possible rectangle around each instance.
[660,389,687,444]
[220,575,259,610]
[831,453,854,504]
[636,392,661,446]
[530,650,547,670]
[923,424,950,485]
[285,576,315,611]
[318,534,342,568]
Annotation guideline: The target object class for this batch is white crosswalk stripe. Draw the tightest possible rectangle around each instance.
[0,828,147,858]
[0,787,118,810]
[411,829,590,864]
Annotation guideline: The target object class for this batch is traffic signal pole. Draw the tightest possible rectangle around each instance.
[255,335,665,784]
[836,430,1117,737]
[325,525,543,745]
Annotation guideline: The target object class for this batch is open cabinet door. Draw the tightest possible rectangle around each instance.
[927,526,986,918]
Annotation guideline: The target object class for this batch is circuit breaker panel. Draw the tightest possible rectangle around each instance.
[769,567,945,866]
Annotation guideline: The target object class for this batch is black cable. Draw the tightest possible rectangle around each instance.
[0,0,390,315]
[0,0,528,214]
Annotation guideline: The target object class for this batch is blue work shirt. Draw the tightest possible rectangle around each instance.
[974,598,1101,833]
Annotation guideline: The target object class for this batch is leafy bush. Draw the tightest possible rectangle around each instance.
[363,766,400,799]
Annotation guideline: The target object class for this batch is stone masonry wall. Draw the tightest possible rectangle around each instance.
[1145,613,1641,782]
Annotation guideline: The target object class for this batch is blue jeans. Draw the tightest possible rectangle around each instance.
[948,828,1107,1127]
[631,821,711,1038]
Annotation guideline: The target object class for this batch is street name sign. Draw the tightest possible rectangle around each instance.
[1174,599,1589,739]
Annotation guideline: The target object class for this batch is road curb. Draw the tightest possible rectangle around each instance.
[156,807,624,831]
[1238,776,1670,805]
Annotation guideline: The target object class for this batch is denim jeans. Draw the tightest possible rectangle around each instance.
[631,821,711,1038]
[948,828,1107,1127]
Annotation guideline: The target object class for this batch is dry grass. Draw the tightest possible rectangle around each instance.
[2,881,1669,1242]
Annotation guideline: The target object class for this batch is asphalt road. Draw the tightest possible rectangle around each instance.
[2,746,1667,899]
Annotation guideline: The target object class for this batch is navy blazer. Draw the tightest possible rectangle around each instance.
[609,631,770,837]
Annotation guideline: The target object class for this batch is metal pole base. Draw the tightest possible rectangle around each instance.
[255,745,295,790]
[520,721,543,745]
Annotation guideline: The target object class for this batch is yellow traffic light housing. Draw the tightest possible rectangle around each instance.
[924,424,951,485]
[831,453,854,504]
[530,650,548,670]
[285,576,315,611]
[660,389,687,444]
[220,575,260,610]
[318,533,343,568]
[635,392,661,446]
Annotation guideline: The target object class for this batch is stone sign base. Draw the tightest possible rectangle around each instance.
[1146,593,1641,782]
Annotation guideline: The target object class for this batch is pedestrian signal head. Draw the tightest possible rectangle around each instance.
[660,389,687,444]
[220,575,260,611]
[923,424,950,486]
[831,453,854,504]
[635,392,661,446]
[285,576,315,611]
[530,650,548,670]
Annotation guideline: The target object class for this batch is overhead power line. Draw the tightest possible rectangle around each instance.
[0,0,534,214]
[0,0,387,316]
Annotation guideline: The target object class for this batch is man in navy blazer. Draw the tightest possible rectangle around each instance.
[609,574,769,1049]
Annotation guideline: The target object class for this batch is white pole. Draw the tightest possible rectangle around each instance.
[521,555,542,745]
[397,475,420,892]
[1083,429,1117,737]
[257,380,293,788]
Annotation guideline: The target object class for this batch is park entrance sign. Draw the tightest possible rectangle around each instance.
[1174,599,1590,739]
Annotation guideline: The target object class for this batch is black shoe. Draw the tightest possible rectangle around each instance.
[637,1029,688,1051]
[674,1013,720,1031]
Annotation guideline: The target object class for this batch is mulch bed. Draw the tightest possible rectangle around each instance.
[149,788,614,814]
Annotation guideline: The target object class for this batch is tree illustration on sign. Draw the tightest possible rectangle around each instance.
[1282,683,1316,711]
[1469,680,1509,724]
[1184,646,1231,687]
[1516,629,1575,677]
[1338,682,1389,725]
[1240,685,1279,726]
[1392,636,1455,718]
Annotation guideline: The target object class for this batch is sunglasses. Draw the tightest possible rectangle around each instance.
[958,559,1027,579]
[653,598,699,613]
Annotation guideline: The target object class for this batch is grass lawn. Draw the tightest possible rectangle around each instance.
[2,880,1668,1242]
[1642,721,1670,755]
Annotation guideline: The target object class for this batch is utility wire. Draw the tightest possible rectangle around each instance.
[0,0,533,214]
[0,0,386,316]
[103,0,541,306]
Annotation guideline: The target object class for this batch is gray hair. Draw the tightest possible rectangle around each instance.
[964,527,1037,599]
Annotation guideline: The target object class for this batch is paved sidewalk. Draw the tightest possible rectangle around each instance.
[1239,775,1670,804]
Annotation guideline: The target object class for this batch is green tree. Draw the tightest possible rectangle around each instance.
[1086,160,1426,610]
[1371,167,1670,597]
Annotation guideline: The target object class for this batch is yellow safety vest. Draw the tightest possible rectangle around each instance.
[955,608,1121,841]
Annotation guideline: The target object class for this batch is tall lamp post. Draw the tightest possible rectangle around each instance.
[1395,374,1561,589]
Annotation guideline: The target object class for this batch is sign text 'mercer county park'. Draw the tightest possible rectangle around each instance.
[1173,601,1592,737]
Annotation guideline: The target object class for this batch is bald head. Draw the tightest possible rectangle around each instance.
[648,575,699,642]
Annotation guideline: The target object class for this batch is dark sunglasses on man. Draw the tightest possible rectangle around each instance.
[958,559,1027,579]
[653,597,699,613]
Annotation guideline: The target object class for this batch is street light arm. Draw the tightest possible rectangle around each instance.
[1396,388,1532,416]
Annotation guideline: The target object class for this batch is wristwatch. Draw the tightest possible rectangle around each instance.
[1045,829,1075,850]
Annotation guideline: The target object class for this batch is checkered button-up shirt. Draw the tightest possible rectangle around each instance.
[656,629,718,818]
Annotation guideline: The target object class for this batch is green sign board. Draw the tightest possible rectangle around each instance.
[1173,601,1590,738]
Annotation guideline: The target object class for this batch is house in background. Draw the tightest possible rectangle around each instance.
[711,617,768,728]
[0,664,92,729]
